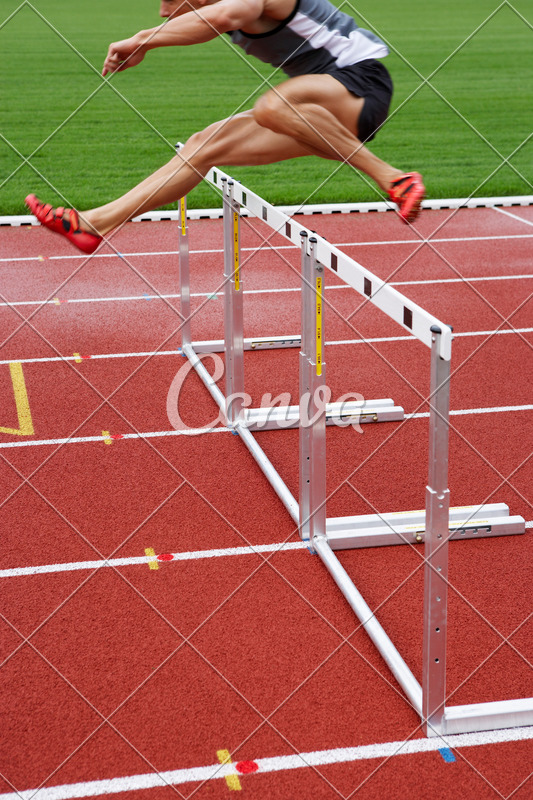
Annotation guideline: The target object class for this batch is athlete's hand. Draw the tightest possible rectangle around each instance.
[102,37,147,76]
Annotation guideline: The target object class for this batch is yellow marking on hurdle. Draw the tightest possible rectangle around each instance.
[217,749,242,791]
[0,362,34,436]
[316,275,323,376]
[233,211,240,291]
[180,197,186,236]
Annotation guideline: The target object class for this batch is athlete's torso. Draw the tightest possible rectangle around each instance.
[229,0,388,77]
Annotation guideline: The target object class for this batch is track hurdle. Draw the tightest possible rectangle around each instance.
[176,167,530,738]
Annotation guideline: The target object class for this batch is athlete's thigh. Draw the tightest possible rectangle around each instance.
[267,74,364,132]
[183,110,316,166]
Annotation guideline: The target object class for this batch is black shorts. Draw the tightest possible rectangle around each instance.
[325,59,393,142]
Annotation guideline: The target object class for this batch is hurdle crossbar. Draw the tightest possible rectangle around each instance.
[206,168,452,360]
[176,166,529,738]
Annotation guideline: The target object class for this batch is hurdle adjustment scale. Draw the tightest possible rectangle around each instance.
[175,165,530,738]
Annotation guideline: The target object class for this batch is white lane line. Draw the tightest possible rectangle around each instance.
[1,328,532,367]
[407,404,533,420]
[0,542,307,579]
[2,231,533,265]
[0,350,183,366]
[494,207,533,227]
[327,328,533,346]
[0,405,531,450]
[390,274,533,286]
[1,726,533,799]
[2,273,533,308]
[3,509,533,579]
[0,427,228,449]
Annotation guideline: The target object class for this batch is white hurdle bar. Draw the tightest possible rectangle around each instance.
[176,165,529,738]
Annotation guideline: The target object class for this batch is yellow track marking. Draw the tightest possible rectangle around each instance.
[217,749,242,791]
[144,548,159,570]
[0,362,34,436]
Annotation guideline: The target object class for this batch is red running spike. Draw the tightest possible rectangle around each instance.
[25,194,102,254]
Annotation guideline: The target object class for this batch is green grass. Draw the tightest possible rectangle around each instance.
[0,0,531,214]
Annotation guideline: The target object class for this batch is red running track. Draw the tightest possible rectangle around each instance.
[0,203,532,799]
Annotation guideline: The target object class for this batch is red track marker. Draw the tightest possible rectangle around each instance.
[157,553,174,561]
[236,761,259,774]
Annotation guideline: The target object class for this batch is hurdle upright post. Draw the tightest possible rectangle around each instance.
[299,232,312,544]
[299,234,327,549]
[178,195,191,348]
[423,325,451,736]
[222,179,244,425]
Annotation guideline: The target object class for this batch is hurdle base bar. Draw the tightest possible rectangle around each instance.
[186,335,302,353]
[326,503,525,549]
[436,698,533,737]
[244,398,404,431]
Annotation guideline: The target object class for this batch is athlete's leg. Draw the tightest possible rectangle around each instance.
[253,74,402,191]
[79,111,314,235]
[26,111,314,250]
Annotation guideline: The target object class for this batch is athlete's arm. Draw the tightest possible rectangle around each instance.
[102,0,264,76]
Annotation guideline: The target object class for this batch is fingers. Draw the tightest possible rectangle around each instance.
[102,46,121,77]
[102,40,136,77]
[102,42,146,76]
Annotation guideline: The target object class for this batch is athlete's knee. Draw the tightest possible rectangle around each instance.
[181,126,217,168]
[253,90,287,131]
[184,127,209,154]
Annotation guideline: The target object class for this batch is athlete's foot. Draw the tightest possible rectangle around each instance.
[25,194,103,254]
[387,172,425,224]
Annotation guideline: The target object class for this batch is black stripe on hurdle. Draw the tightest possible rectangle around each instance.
[331,253,337,272]
[364,278,372,297]
[403,307,413,329]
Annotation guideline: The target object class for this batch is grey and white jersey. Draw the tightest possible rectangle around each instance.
[229,0,388,77]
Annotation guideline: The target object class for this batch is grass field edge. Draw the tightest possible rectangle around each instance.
[2,195,533,227]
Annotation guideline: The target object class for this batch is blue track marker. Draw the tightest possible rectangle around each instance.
[438,747,456,763]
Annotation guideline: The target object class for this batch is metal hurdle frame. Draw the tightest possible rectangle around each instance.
[176,168,530,738]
